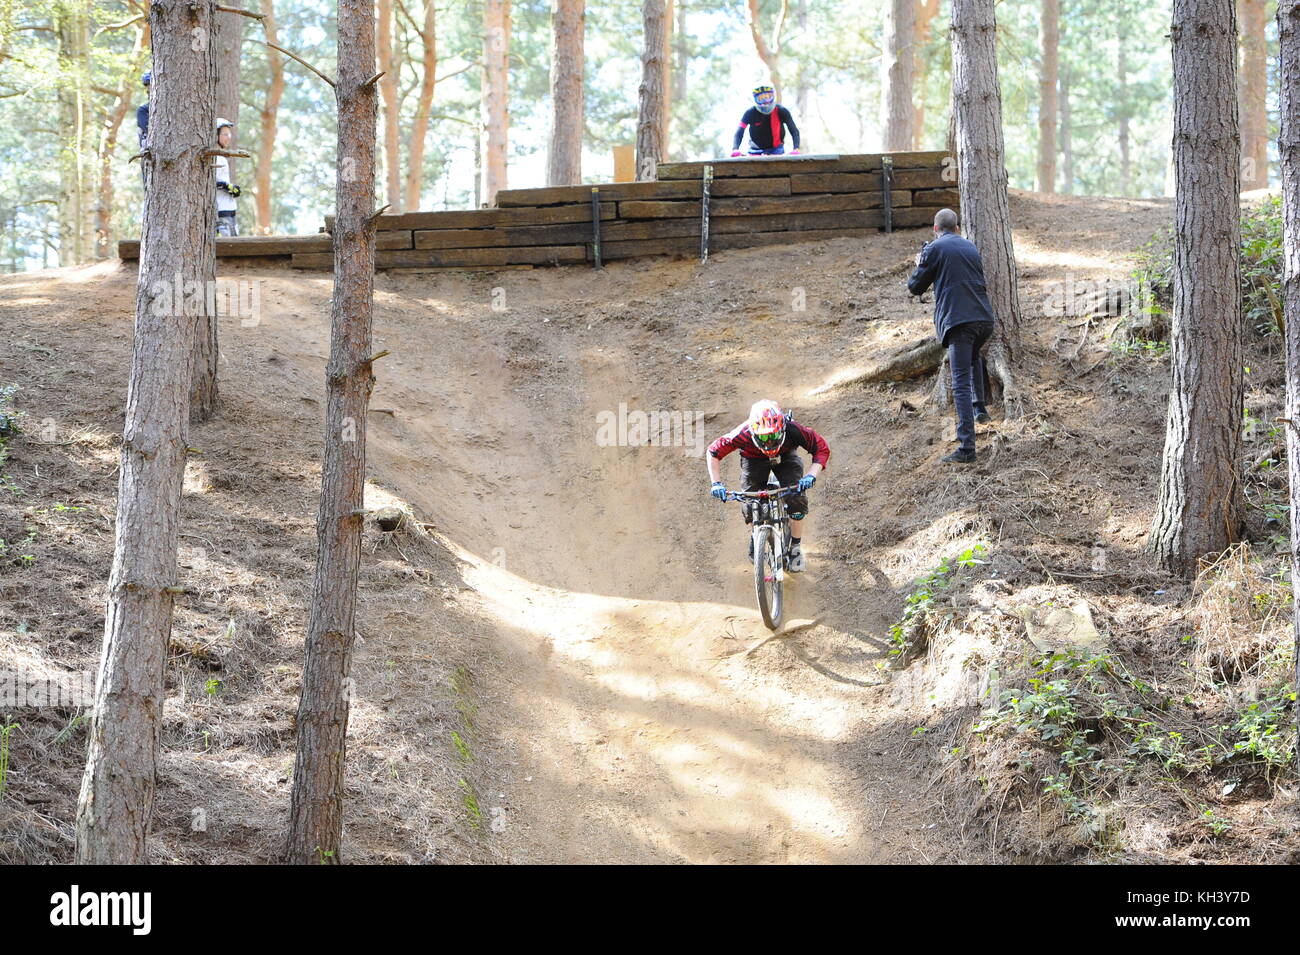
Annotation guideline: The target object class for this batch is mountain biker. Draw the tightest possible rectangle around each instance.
[731,85,801,157]
[213,118,242,237]
[706,399,829,572]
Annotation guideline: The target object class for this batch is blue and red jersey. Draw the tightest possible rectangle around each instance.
[732,105,801,152]
[708,417,830,466]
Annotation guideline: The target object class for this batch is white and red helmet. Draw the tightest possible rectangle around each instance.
[749,399,786,457]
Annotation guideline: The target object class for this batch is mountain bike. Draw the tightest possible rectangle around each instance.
[727,476,800,630]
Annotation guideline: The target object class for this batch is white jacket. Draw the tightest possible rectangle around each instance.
[214,155,237,214]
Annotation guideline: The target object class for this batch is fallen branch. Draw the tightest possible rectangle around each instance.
[808,337,943,395]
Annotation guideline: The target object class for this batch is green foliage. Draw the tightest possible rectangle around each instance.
[459,778,483,830]
[450,730,471,764]
[0,384,19,437]
[1229,684,1295,772]
[889,544,987,658]
[0,718,17,801]
[1240,196,1286,336]
[972,645,1296,838]
[1133,197,1286,338]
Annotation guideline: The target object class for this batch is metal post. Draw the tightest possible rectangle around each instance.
[700,164,713,263]
[882,155,893,234]
[590,187,602,269]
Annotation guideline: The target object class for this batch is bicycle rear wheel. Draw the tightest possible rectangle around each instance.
[753,526,783,630]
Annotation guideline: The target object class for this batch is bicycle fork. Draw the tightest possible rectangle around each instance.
[754,524,786,582]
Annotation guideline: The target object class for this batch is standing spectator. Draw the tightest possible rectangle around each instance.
[136,71,151,147]
[907,208,996,464]
[213,117,242,237]
[136,71,150,187]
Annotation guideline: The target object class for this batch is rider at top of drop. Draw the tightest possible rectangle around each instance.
[706,399,829,573]
[731,85,802,157]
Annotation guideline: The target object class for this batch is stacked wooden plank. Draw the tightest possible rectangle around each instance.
[117,232,410,260]
[117,151,958,270]
[304,150,957,271]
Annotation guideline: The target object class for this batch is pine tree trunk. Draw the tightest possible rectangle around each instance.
[377,0,402,212]
[636,0,667,181]
[882,0,915,152]
[482,0,510,204]
[403,1,437,210]
[1239,0,1269,191]
[1149,0,1244,575]
[74,0,215,864]
[744,0,782,99]
[674,0,690,128]
[547,0,584,186]
[1277,0,1300,735]
[95,25,148,259]
[254,0,284,233]
[193,2,238,420]
[213,7,243,124]
[1060,65,1073,193]
[285,0,378,866]
[950,0,1025,415]
[1037,0,1059,193]
[1117,7,1131,196]
[55,0,92,266]
[914,0,942,149]
[663,0,673,158]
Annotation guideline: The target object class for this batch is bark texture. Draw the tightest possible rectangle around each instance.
[882,0,915,152]
[1149,0,1244,575]
[636,0,667,181]
[1037,0,1059,193]
[74,0,215,864]
[547,0,584,186]
[213,6,243,124]
[1278,0,1300,731]
[285,0,378,865]
[950,0,1025,414]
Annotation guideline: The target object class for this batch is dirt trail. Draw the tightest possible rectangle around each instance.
[308,260,916,863]
[0,190,1173,863]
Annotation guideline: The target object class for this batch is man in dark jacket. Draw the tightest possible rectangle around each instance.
[907,208,996,464]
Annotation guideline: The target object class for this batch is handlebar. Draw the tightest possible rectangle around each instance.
[726,485,801,501]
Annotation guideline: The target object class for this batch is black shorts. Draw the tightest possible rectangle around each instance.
[739,454,808,520]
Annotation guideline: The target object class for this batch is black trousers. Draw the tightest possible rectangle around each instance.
[739,455,807,521]
[945,320,993,452]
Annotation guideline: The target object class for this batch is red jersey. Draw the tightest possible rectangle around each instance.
[708,418,830,467]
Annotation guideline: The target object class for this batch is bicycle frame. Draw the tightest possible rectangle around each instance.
[727,484,798,577]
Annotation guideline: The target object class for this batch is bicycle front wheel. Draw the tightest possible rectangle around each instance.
[753,526,783,630]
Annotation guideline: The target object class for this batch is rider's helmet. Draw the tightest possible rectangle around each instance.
[749,399,786,457]
[752,84,776,115]
[215,117,234,133]
[142,70,151,87]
